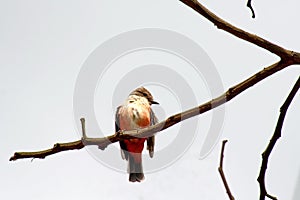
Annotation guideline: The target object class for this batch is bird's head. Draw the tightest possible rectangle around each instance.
[130,87,159,105]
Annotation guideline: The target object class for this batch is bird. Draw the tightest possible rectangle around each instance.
[115,87,159,182]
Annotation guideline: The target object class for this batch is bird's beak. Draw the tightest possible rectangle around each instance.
[151,100,159,105]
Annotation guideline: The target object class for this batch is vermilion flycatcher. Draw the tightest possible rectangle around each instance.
[115,87,159,182]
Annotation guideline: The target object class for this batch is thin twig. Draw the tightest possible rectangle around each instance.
[80,118,87,139]
[257,76,300,200]
[247,0,256,18]
[218,140,235,200]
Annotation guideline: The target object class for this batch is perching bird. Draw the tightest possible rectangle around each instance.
[115,87,159,182]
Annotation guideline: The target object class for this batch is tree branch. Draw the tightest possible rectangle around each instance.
[218,140,235,200]
[179,0,300,61]
[257,76,300,200]
[9,140,84,161]
[9,61,294,161]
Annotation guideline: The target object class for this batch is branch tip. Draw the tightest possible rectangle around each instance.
[218,139,235,200]
[80,117,87,139]
[266,193,278,200]
[246,0,256,18]
[80,117,85,123]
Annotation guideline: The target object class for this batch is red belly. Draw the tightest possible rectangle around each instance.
[119,106,150,159]
[124,138,146,153]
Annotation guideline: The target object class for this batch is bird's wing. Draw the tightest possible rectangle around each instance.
[115,106,129,160]
[147,108,158,158]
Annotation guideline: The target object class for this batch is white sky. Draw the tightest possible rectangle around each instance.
[1,0,300,199]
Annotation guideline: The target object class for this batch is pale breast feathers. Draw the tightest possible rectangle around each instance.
[119,97,151,129]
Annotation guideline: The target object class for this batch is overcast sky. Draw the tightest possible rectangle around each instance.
[1,0,300,200]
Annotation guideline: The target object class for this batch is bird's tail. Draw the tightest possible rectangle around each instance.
[128,153,144,182]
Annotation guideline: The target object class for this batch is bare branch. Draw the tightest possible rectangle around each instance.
[257,76,300,200]
[218,140,235,200]
[9,140,84,161]
[247,0,256,18]
[9,62,293,161]
[179,0,300,61]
